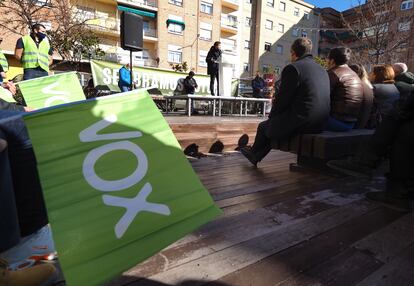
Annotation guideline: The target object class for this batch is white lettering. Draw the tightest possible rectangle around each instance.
[102,68,112,85]
[83,140,148,192]
[103,183,171,238]
[79,114,142,142]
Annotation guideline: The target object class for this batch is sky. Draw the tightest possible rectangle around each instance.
[306,0,362,11]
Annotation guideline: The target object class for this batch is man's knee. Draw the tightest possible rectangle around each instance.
[0,139,7,152]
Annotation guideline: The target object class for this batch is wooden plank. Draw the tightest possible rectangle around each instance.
[357,242,414,286]
[134,201,378,285]
[277,248,382,286]
[218,207,401,286]
[353,212,414,263]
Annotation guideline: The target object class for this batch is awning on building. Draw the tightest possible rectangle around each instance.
[117,5,156,18]
[166,19,185,30]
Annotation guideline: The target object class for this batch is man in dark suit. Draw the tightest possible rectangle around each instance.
[206,41,222,96]
[241,38,331,166]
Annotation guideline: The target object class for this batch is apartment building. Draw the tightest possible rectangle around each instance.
[0,0,242,77]
[318,0,414,70]
[239,0,320,77]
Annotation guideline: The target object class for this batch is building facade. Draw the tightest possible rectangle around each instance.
[239,0,320,77]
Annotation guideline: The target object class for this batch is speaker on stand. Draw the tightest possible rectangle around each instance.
[120,11,144,90]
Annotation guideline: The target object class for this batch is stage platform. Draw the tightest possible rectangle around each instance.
[107,151,414,286]
[166,116,264,153]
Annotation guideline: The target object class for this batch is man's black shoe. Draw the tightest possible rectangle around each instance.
[240,147,258,167]
[327,157,373,178]
[366,191,411,213]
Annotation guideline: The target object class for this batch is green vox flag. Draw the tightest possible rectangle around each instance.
[18,72,85,109]
[23,89,221,286]
[0,87,16,103]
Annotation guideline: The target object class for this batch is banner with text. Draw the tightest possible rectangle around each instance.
[91,60,238,96]
[23,89,221,286]
[18,72,85,109]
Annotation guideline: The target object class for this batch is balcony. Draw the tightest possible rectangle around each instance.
[221,15,238,34]
[143,28,158,42]
[117,0,158,11]
[220,38,237,54]
[87,18,119,37]
[222,0,239,10]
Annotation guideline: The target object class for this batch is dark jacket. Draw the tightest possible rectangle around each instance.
[328,65,364,123]
[252,76,266,98]
[206,47,221,75]
[395,72,414,85]
[373,83,400,119]
[355,81,374,129]
[267,54,330,140]
[0,98,24,112]
[395,72,414,104]
[184,76,198,94]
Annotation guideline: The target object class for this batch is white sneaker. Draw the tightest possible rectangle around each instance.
[0,225,56,270]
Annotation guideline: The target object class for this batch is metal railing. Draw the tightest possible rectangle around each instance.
[143,28,157,38]
[119,0,157,8]
[221,15,238,28]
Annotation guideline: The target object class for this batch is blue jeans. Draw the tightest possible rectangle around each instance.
[23,68,48,81]
[0,112,48,240]
[119,85,131,93]
[326,116,355,132]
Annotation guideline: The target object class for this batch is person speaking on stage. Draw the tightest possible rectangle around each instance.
[206,41,222,96]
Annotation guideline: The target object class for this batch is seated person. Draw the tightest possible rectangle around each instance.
[370,65,400,120]
[328,89,414,212]
[240,38,331,166]
[184,71,198,95]
[327,47,363,131]
[349,64,374,129]
[392,62,414,102]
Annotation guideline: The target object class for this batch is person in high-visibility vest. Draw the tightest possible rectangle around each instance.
[0,37,8,84]
[15,23,53,80]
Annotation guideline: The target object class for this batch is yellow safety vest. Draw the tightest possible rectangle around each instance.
[21,35,50,72]
[0,52,9,72]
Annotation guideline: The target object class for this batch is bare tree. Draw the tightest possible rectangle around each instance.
[340,0,413,66]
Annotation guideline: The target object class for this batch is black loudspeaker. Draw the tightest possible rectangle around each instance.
[120,11,143,51]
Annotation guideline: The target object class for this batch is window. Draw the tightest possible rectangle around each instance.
[278,23,284,33]
[244,40,250,49]
[294,7,299,16]
[276,44,283,54]
[246,17,251,27]
[169,0,183,6]
[199,50,208,67]
[265,19,273,30]
[279,1,286,11]
[267,0,274,7]
[301,30,308,37]
[292,28,299,37]
[243,63,250,72]
[265,42,271,52]
[401,0,413,10]
[199,22,212,41]
[303,12,310,20]
[168,45,182,63]
[246,0,252,3]
[200,1,213,14]
[74,6,95,21]
[398,21,411,31]
[168,23,183,34]
[262,64,271,72]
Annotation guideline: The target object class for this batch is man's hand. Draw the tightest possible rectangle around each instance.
[24,106,34,112]
[2,81,16,95]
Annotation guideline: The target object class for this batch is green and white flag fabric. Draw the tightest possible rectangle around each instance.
[18,72,85,109]
[23,89,221,286]
[0,87,16,103]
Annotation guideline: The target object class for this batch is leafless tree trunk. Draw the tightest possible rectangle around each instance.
[340,0,413,67]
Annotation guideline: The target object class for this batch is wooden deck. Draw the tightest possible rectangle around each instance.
[107,151,414,286]
[166,116,263,153]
